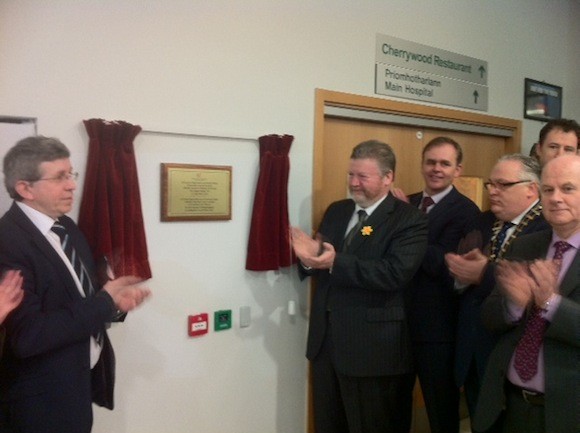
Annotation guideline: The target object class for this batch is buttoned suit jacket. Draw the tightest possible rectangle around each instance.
[473,229,580,433]
[0,203,116,433]
[303,193,428,376]
[406,187,480,343]
[454,210,548,387]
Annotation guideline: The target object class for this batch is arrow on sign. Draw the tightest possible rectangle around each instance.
[479,65,486,79]
[473,90,479,104]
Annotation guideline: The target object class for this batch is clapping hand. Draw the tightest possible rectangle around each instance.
[104,276,151,312]
[0,270,24,324]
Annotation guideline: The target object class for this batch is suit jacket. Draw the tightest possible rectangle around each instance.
[473,229,580,433]
[406,187,480,343]
[304,193,428,376]
[0,203,116,433]
[454,208,548,386]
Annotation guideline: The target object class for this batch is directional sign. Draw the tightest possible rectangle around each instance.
[375,34,489,111]
[376,34,488,85]
[375,64,488,111]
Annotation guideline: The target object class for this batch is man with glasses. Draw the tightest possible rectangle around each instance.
[474,154,580,433]
[446,154,549,429]
[533,118,580,166]
[0,136,151,433]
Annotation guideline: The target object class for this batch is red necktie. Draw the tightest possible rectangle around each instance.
[420,196,434,213]
[513,240,572,381]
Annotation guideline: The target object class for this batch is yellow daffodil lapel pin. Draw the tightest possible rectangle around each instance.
[360,226,373,236]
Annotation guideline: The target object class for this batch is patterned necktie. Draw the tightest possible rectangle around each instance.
[492,221,514,258]
[51,222,95,298]
[342,210,368,251]
[420,196,434,213]
[513,240,572,381]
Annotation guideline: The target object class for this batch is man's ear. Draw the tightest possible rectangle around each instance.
[14,181,33,201]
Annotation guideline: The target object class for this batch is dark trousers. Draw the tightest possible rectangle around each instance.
[464,360,482,421]
[500,385,545,433]
[412,342,460,433]
[311,324,414,433]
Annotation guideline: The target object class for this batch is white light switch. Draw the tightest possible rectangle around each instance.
[240,306,251,328]
[288,300,296,316]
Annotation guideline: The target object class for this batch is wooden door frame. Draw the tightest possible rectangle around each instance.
[308,88,522,433]
[312,88,521,228]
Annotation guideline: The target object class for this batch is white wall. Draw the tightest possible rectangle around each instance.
[0,1,578,432]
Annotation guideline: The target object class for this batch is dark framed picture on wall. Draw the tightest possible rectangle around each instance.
[524,78,562,121]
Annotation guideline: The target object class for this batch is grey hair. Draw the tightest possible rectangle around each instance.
[3,136,70,200]
[497,153,540,184]
[350,140,396,176]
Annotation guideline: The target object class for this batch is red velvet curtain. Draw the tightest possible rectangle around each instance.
[78,119,152,280]
[245,134,296,271]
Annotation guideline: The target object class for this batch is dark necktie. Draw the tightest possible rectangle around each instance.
[492,221,514,258]
[342,210,368,251]
[420,196,434,213]
[513,240,572,381]
[51,222,95,298]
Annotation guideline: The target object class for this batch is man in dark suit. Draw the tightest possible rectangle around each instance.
[392,137,480,433]
[291,140,428,433]
[446,154,548,428]
[0,136,151,433]
[473,154,580,433]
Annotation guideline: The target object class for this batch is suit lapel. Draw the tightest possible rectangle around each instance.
[327,201,355,250]
[409,186,461,220]
[409,193,422,209]
[7,204,83,300]
[559,246,580,297]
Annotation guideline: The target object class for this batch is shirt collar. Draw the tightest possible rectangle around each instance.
[16,201,58,236]
[507,199,540,226]
[423,184,453,204]
[356,193,388,217]
[551,230,580,251]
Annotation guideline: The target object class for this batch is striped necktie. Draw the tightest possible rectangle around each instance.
[51,222,95,297]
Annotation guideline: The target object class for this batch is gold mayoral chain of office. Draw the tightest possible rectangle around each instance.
[488,201,543,263]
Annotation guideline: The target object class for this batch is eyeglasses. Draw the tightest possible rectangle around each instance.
[28,172,79,184]
[483,180,531,191]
